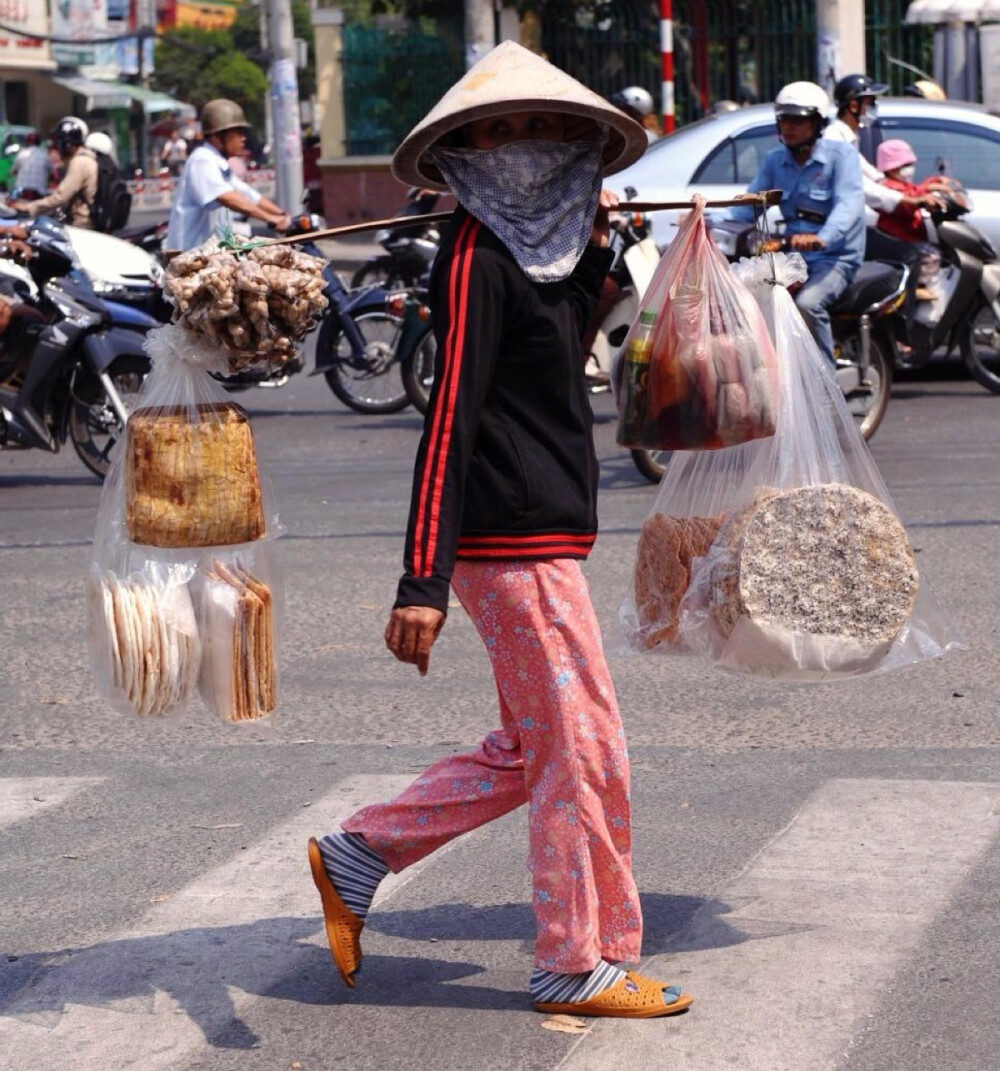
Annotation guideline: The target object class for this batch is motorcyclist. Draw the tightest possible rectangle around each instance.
[610,86,660,143]
[167,99,291,251]
[729,81,864,365]
[11,117,98,229]
[823,73,942,348]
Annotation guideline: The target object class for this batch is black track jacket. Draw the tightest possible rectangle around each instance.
[395,208,614,614]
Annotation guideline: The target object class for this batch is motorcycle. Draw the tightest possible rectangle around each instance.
[0,216,153,479]
[350,187,441,290]
[218,214,416,414]
[893,193,1000,393]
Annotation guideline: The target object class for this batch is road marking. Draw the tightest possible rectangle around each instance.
[0,778,104,831]
[0,774,428,1071]
[562,779,1000,1071]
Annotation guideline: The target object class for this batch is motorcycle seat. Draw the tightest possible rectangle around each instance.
[832,262,902,315]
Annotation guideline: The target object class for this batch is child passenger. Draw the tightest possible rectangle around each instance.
[307,41,694,1019]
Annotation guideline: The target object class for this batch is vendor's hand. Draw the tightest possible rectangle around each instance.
[590,189,620,248]
[789,233,826,252]
[385,605,446,676]
[273,212,292,233]
[8,200,28,214]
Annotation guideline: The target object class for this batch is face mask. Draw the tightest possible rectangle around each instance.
[430,134,605,283]
[898,165,916,181]
[858,101,878,128]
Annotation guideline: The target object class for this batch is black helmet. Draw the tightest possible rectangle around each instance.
[51,116,88,156]
[833,73,889,109]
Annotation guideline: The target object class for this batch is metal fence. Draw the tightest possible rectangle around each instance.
[339,2,936,153]
[340,20,465,156]
[866,0,936,92]
[538,0,934,126]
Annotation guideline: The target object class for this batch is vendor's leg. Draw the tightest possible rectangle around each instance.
[795,260,850,365]
[340,713,528,872]
[452,559,642,974]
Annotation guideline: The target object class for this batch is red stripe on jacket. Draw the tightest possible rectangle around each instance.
[411,216,480,576]
[457,533,596,547]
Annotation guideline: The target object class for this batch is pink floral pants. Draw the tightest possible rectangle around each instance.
[343,559,642,973]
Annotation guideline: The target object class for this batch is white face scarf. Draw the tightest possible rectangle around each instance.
[430,134,605,283]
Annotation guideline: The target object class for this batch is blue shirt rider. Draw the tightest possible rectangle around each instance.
[730,81,865,364]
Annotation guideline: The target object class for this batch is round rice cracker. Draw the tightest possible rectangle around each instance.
[108,574,139,711]
[130,579,152,715]
[139,582,163,715]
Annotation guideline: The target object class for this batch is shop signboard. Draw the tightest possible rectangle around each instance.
[52,0,117,71]
[0,2,52,68]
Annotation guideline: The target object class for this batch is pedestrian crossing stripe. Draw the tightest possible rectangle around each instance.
[1,777,999,1070]
[0,777,105,832]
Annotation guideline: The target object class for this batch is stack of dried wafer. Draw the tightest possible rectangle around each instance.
[200,560,276,722]
[633,513,723,648]
[125,402,265,549]
[87,568,200,717]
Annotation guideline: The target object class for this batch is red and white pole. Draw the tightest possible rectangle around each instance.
[661,0,675,133]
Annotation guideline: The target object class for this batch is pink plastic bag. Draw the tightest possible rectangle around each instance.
[616,200,779,451]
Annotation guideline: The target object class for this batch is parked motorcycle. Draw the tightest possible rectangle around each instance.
[350,188,441,290]
[0,216,154,479]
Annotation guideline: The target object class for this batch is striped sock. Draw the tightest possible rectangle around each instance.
[530,961,627,1004]
[316,832,390,921]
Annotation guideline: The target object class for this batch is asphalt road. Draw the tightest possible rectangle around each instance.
[2,355,1000,1070]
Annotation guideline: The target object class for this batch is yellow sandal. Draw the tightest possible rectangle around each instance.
[308,836,364,987]
[534,970,693,1019]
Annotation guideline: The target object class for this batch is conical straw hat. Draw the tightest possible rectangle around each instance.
[392,40,649,189]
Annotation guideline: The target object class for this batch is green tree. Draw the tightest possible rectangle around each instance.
[152,27,269,129]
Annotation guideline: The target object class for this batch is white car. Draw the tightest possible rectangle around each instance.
[607,98,1000,253]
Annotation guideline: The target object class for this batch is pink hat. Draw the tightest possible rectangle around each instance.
[876,138,917,173]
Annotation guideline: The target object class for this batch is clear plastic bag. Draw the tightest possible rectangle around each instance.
[620,251,965,681]
[88,323,284,720]
[93,324,279,561]
[615,199,780,452]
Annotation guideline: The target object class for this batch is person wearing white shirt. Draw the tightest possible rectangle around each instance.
[167,99,290,251]
[822,73,943,348]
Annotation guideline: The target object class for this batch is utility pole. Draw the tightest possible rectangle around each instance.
[815,0,866,95]
[266,0,304,211]
[464,0,495,69]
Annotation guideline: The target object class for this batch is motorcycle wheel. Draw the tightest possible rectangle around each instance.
[841,335,893,441]
[960,300,1000,394]
[350,258,405,290]
[401,323,437,415]
[631,448,672,484]
[322,310,411,414]
[68,354,148,480]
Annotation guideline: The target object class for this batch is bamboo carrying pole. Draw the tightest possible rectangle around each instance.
[262,190,784,248]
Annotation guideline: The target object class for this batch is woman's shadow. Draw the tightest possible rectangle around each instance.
[0,893,751,1050]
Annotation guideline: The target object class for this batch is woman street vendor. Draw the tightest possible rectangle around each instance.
[307,41,693,1019]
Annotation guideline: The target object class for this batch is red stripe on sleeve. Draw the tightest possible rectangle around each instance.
[411,217,479,577]
[422,220,480,573]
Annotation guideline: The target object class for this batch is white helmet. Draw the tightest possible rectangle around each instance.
[84,131,113,156]
[774,81,830,122]
[611,86,655,117]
